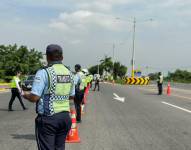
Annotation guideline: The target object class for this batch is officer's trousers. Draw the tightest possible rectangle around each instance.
[8,88,26,110]
[74,90,84,122]
[94,81,100,91]
[35,112,72,150]
[158,83,163,95]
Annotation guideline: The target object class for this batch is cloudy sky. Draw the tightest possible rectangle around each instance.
[0,0,191,75]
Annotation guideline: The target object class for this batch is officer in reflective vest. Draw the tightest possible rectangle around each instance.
[8,72,26,111]
[74,64,85,123]
[23,44,75,150]
[93,74,100,91]
[89,74,93,88]
[157,72,163,95]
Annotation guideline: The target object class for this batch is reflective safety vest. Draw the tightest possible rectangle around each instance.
[37,64,73,116]
[78,72,86,91]
[158,75,163,84]
[88,75,91,83]
[11,76,20,88]
[84,76,89,87]
[90,75,93,82]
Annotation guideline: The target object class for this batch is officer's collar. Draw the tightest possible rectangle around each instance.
[48,61,62,67]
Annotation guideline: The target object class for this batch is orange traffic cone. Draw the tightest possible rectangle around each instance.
[87,83,90,93]
[66,110,81,143]
[167,82,171,96]
[81,104,85,115]
[83,87,88,104]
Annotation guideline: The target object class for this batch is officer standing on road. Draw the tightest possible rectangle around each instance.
[23,44,75,150]
[93,74,100,91]
[89,74,93,88]
[8,71,27,111]
[157,72,163,95]
[74,64,85,123]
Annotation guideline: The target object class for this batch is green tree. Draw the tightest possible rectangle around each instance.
[113,62,127,79]
[100,56,113,73]
[148,72,159,80]
[0,44,43,80]
[88,65,104,75]
[167,69,191,83]
[88,55,127,80]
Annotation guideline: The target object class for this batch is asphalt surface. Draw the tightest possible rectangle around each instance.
[0,83,191,150]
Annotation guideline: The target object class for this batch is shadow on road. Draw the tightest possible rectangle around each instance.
[0,108,8,111]
[144,93,159,96]
[11,134,35,140]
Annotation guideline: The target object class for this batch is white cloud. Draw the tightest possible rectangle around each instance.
[75,0,141,12]
[49,10,130,33]
[69,39,82,45]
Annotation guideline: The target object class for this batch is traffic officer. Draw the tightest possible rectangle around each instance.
[89,74,93,88]
[93,74,100,91]
[23,44,75,150]
[157,72,163,95]
[8,71,27,111]
[74,64,85,123]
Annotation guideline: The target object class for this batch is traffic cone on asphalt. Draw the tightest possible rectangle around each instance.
[81,104,85,115]
[83,87,88,104]
[87,83,90,93]
[66,110,81,143]
[84,93,87,104]
[167,82,171,96]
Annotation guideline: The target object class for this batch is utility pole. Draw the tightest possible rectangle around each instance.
[115,17,152,78]
[112,43,115,74]
[97,64,99,75]
[131,17,136,78]
[113,43,115,62]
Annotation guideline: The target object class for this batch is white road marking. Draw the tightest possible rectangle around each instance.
[113,93,125,103]
[162,101,191,114]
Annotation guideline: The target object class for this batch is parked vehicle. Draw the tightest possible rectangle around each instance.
[22,75,35,91]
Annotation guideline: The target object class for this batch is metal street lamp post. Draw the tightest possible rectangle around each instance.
[116,17,152,77]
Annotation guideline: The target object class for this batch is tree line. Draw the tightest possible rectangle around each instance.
[88,56,127,80]
[149,69,191,83]
[0,44,43,81]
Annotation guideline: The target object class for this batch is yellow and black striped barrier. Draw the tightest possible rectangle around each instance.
[123,77,150,85]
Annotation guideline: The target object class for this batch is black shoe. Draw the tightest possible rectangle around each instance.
[8,109,14,111]
[77,120,81,123]
[23,107,28,110]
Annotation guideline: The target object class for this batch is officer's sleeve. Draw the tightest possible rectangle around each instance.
[74,74,78,86]
[69,73,75,96]
[31,69,47,97]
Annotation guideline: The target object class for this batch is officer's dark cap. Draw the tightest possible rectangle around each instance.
[46,44,63,56]
[75,64,81,70]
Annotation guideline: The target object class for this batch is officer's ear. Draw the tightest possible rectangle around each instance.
[60,55,63,61]
[46,55,51,62]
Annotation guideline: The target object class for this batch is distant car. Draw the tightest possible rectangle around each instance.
[22,75,35,91]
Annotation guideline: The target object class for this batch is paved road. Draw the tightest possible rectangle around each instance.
[0,83,191,150]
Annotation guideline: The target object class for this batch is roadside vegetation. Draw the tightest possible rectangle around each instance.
[0,44,43,82]
[88,56,127,82]
[149,69,191,83]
